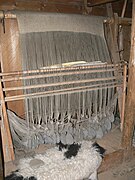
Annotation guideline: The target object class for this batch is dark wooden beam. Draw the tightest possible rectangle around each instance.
[121,1,135,150]
[104,17,131,26]
[0,0,121,6]
[0,0,131,17]
[118,17,131,25]
[0,1,132,18]
[0,0,108,16]
[87,0,121,7]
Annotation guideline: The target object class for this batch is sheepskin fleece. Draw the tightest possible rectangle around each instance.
[16,141,102,180]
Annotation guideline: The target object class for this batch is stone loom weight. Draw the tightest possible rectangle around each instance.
[9,12,120,149]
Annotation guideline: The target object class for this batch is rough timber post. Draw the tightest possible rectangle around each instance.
[0,43,14,162]
[108,13,123,119]
[121,1,135,150]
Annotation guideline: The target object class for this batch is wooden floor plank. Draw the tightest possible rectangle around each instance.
[97,128,122,154]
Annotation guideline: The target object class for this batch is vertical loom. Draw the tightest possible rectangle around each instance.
[2,63,123,149]
[0,12,126,158]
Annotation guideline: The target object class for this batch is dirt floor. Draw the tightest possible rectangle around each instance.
[99,159,135,180]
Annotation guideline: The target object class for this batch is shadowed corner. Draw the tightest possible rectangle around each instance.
[5,172,37,180]
[5,169,37,180]
[92,142,106,158]
[0,121,5,180]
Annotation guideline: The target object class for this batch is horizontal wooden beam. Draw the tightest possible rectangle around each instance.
[0,0,107,15]
[87,0,121,7]
[118,17,131,25]
[0,0,130,17]
[0,0,121,6]
[104,17,132,26]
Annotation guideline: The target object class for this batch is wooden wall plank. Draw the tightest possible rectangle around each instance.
[0,0,132,17]
[88,0,120,7]
[99,147,135,173]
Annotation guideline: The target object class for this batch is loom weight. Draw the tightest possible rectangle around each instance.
[62,123,74,144]
[66,132,74,144]
[60,131,66,144]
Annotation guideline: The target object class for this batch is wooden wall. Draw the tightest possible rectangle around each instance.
[123,26,131,62]
[0,0,132,17]
[0,18,24,117]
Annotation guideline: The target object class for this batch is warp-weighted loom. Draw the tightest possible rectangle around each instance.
[0,12,126,159]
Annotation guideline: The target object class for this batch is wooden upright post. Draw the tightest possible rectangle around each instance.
[107,13,123,119]
[120,63,127,131]
[121,1,135,149]
[0,122,4,180]
[0,44,14,162]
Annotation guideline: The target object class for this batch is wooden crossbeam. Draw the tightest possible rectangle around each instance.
[0,0,129,16]
[0,0,121,6]
[88,0,120,7]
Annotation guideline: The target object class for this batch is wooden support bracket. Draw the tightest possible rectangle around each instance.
[120,63,127,131]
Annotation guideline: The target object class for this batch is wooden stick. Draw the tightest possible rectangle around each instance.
[0,63,120,77]
[104,17,131,26]
[5,82,122,102]
[118,17,131,26]
[0,79,15,162]
[121,1,135,151]
[3,76,119,92]
[1,68,122,83]
[0,11,16,19]
[121,0,128,18]
[120,63,127,131]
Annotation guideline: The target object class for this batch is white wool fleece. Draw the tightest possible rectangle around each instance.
[17,141,102,180]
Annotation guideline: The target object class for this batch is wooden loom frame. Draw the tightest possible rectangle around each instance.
[0,62,128,166]
[0,10,134,175]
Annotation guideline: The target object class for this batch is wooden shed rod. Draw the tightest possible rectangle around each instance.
[5,82,122,102]
[3,76,119,92]
[0,63,120,77]
[1,68,122,83]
